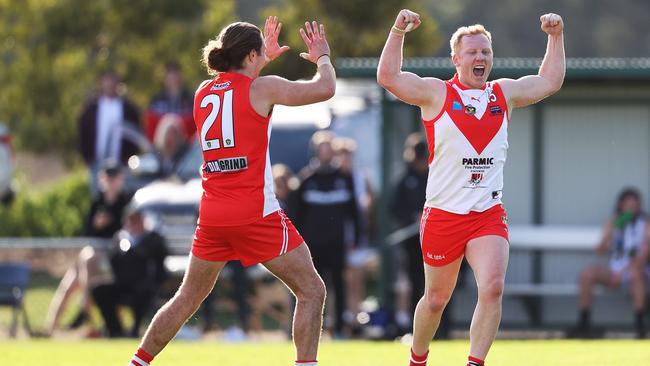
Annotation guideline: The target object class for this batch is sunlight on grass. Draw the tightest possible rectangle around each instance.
[1,340,649,366]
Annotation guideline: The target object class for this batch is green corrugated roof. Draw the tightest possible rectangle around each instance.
[336,57,650,80]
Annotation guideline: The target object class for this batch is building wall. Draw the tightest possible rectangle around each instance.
[382,82,650,227]
[503,107,534,225]
[542,104,650,225]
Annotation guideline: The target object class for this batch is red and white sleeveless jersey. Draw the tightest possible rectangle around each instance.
[193,72,280,226]
[422,74,510,214]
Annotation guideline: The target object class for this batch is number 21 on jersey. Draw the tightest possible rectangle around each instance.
[200,90,235,151]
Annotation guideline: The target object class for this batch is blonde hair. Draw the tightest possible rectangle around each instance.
[310,130,336,149]
[154,113,184,153]
[272,163,299,191]
[449,24,492,56]
[332,137,357,153]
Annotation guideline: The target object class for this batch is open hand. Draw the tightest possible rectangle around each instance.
[264,16,290,63]
[299,21,330,64]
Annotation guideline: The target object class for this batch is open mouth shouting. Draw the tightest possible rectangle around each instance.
[473,65,486,77]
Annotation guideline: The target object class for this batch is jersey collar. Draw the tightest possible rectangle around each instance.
[451,73,487,91]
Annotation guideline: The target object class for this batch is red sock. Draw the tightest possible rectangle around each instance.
[130,348,154,366]
[467,355,485,366]
[409,349,428,366]
[295,360,318,366]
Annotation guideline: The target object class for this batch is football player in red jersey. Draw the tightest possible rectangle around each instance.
[128,17,334,366]
[378,9,564,366]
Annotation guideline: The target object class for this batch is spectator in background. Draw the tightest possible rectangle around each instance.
[272,163,299,218]
[295,131,359,337]
[145,61,195,141]
[572,188,650,339]
[44,160,132,336]
[84,160,133,238]
[332,137,377,332]
[78,71,141,193]
[390,133,429,333]
[199,261,251,339]
[152,114,189,178]
[333,137,374,242]
[92,205,169,338]
[272,163,300,338]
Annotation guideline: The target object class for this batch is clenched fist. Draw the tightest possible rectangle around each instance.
[394,9,422,32]
[540,13,563,36]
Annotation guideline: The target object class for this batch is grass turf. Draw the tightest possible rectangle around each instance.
[0,339,649,366]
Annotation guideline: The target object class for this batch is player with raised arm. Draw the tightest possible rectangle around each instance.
[377,9,565,366]
[128,16,335,366]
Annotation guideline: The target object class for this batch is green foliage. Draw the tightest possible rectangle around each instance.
[0,170,90,237]
[0,0,236,154]
[261,0,443,79]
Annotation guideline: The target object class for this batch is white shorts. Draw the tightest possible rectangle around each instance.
[609,259,650,284]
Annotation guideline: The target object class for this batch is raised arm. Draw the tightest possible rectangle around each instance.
[251,20,335,114]
[498,13,565,109]
[377,9,445,117]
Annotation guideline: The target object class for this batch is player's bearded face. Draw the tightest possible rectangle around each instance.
[455,34,493,88]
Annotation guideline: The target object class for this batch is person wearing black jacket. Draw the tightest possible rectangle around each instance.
[44,160,132,336]
[391,133,460,339]
[83,160,133,238]
[92,206,168,337]
[391,133,429,332]
[294,131,359,336]
[78,71,141,193]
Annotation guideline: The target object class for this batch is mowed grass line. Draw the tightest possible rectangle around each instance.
[1,340,649,366]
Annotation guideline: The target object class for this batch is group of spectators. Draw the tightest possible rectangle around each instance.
[79,63,194,194]
[44,63,194,338]
[39,64,650,340]
[44,160,168,338]
[272,131,448,338]
[272,130,374,338]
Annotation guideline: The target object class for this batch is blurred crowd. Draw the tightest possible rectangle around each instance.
[7,66,649,340]
[36,66,435,340]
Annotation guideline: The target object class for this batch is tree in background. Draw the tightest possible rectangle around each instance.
[0,0,236,155]
[261,0,443,78]
[424,0,650,57]
[3,0,648,156]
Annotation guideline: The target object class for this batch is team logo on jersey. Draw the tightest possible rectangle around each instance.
[203,156,248,173]
[465,104,476,115]
[469,173,483,185]
[489,105,503,116]
[210,81,232,91]
[462,157,494,166]
[452,101,463,111]
[492,190,503,200]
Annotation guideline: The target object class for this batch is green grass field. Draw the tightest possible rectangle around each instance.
[2,273,649,365]
[0,340,649,366]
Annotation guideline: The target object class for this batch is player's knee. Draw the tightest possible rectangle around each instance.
[479,278,504,302]
[313,276,326,305]
[176,285,209,312]
[423,291,450,313]
[298,274,326,305]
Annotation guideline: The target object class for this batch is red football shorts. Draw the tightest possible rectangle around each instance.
[191,209,304,267]
[419,204,509,267]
